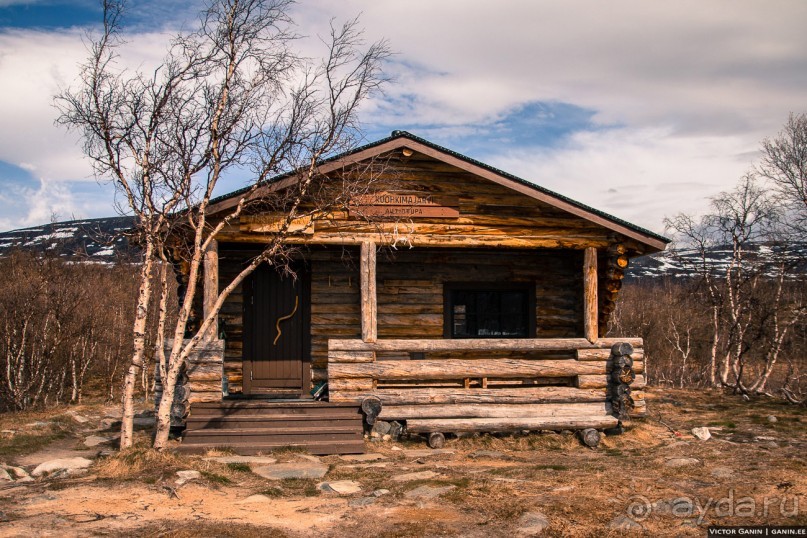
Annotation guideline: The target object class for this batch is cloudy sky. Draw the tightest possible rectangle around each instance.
[0,0,805,234]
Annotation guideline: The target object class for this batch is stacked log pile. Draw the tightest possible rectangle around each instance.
[154,339,225,425]
[328,337,646,439]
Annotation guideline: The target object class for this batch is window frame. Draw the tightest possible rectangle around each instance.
[443,282,536,339]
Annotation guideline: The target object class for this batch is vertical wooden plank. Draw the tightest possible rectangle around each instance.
[360,241,378,343]
[203,239,219,341]
[583,247,598,343]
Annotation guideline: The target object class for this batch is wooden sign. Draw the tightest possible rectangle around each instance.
[351,191,459,219]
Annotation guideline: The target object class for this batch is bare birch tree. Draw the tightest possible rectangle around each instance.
[57,0,389,449]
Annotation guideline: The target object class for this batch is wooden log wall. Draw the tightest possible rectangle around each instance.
[216,246,585,394]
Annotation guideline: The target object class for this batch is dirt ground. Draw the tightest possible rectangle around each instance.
[0,388,805,537]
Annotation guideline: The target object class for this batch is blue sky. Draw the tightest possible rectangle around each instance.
[1,0,805,233]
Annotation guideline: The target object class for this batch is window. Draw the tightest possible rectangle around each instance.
[444,283,535,338]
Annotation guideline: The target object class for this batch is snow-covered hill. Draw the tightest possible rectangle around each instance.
[0,216,136,263]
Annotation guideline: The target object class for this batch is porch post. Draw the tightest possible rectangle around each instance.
[360,240,377,343]
[203,239,219,341]
[583,247,598,343]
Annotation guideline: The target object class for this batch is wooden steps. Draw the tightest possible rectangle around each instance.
[179,400,365,455]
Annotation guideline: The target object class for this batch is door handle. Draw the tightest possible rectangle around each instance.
[273,295,299,346]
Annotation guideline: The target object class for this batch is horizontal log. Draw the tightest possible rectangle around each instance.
[328,378,375,392]
[185,362,223,377]
[576,348,645,361]
[329,359,606,380]
[328,351,376,363]
[328,386,607,405]
[575,374,646,389]
[188,381,223,393]
[379,402,611,420]
[188,391,223,404]
[328,337,644,353]
[406,415,619,433]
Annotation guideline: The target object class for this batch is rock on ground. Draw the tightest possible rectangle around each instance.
[32,457,94,477]
[403,485,456,500]
[691,427,711,440]
[84,435,113,448]
[392,470,439,482]
[665,457,700,468]
[517,511,550,535]
[251,462,328,480]
[0,468,11,481]
[175,470,202,486]
[319,480,362,495]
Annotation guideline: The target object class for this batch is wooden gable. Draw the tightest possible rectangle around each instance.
[210,132,668,255]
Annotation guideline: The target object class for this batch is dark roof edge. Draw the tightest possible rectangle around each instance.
[209,130,671,246]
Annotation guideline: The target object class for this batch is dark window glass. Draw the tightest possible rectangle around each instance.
[448,287,531,338]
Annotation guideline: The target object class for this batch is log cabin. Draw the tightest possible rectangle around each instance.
[167,131,669,454]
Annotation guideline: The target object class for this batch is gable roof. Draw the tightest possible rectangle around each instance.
[208,130,670,253]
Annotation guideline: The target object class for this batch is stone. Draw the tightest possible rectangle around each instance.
[0,468,11,481]
[319,480,362,495]
[338,453,386,462]
[0,430,15,438]
[393,470,439,482]
[252,462,328,480]
[382,434,392,441]
[754,436,776,442]
[70,414,89,424]
[340,463,389,470]
[5,466,29,479]
[711,467,735,479]
[469,450,506,459]
[371,420,391,436]
[349,497,376,507]
[26,422,49,428]
[205,456,277,465]
[236,494,273,504]
[32,457,93,477]
[691,427,711,441]
[404,485,456,500]
[767,415,778,423]
[517,511,550,535]
[175,470,201,486]
[98,418,118,430]
[295,454,322,463]
[665,457,700,468]
[372,489,390,497]
[402,449,454,458]
[83,435,113,448]
[608,515,643,531]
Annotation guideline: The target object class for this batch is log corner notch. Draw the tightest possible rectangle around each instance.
[608,342,635,421]
[583,247,598,343]
[360,241,377,343]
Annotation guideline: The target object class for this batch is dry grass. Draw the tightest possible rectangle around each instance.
[2,388,806,537]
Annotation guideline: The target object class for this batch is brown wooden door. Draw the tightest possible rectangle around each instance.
[243,264,310,395]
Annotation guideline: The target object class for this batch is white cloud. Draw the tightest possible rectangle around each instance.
[1,0,805,234]
[488,127,757,234]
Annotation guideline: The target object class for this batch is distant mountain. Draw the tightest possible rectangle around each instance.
[0,216,137,263]
[627,242,807,280]
[2,216,805,278]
